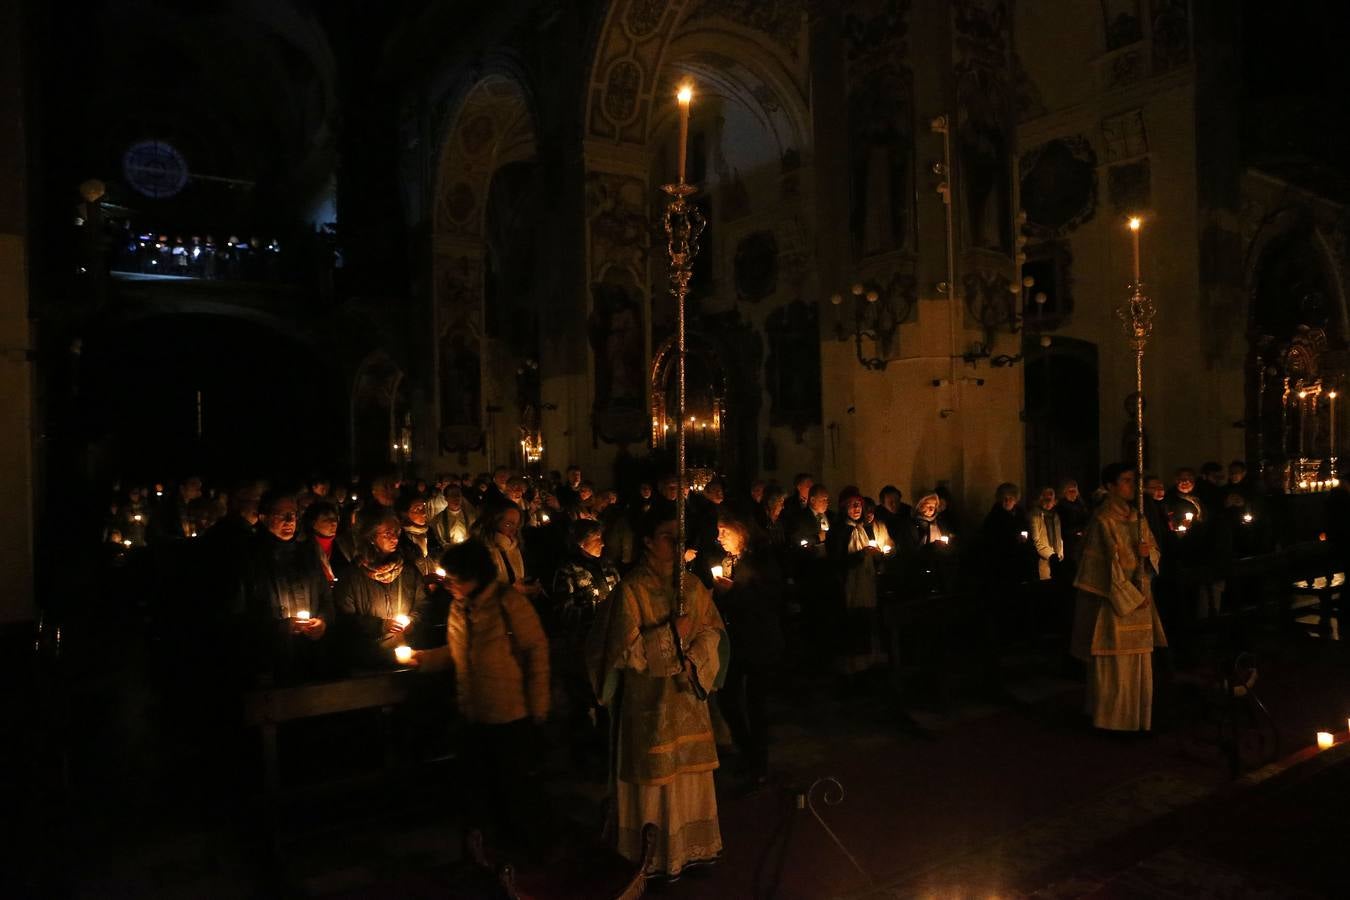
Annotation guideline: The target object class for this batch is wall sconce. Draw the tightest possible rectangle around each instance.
[831,279,910,371]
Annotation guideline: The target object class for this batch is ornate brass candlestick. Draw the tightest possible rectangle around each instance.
[1117,217,1155,514]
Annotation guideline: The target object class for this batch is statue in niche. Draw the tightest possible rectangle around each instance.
[848,65,914,258]
[589,279,646,411]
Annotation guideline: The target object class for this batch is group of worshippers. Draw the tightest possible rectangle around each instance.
[100,455,1263,877]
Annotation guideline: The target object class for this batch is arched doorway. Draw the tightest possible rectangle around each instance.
[431,72,538,470]
[1024,337,1100,492]
[351,351,410,476]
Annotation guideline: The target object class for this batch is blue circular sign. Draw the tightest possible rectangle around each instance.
[122,140,189,199]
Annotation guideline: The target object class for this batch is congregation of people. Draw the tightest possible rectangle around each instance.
[94,455,1292,879]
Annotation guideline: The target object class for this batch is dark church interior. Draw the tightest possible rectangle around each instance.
[7,1,1350,897]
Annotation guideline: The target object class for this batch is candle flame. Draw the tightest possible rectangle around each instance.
[1127,216,1142,231]
[677,83,693,105]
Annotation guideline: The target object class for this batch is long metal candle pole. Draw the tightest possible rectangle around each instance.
[664,83,703,625]
[1119,217,1154,515]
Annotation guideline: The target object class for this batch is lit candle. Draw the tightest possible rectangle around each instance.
[394,614,411,628]
[132,514,142,522]
[541,512,551,523]
[395,645,414,665]
[710,565,724,579]
[882,544,893,554]
[676,82,692,184]
[434,567,447,578]
[800,539,809,547]
[1317,731,1334,750]
[1176,524,1188,534]
[1019,530,1029,540]
[122,539,133,548]
[296,609,311,621]
[939,535,951,545]
[1184,511,1194,522]
[867,539,878,548]
[1128,216,1142,287]
[1242,513,1253,524]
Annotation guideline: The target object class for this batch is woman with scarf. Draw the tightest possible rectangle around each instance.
[908,492,955,596]
[830,489,888,674]
[474,503,543,604]
[302,500,344,587]
[335,510,425,668]
[397,493,444,577]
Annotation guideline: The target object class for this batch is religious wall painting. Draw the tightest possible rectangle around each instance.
[1101,109,1148,162]
[586,171,649,284]
[734,230,778,302]
[1100,0,1143,51]
[953,0,1014,254]
[848,64,916,259]
[1150,0,1191,74]
[1107,159,1151,215]
[590,274,649,445]
[1019,136,1097,240]
[764,300,821,437]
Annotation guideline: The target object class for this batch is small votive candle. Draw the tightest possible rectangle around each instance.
[541,512,551,523]
[1020,531,1029,540]
[295,609,311,621]
[867,539,878,548]
[710,565,724,578]
[939,535,951,545]
[800,539,809,547]
[1184,512,1194,522]
[1177,525,1188,534]
[1242,513,1253,524]
[1317,731,1334,750]
[434,567,447,578]
[882,544,893,554]
[394,645,414,665]
[394,614,411,628]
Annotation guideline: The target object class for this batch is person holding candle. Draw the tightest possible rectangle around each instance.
[403,539,551,857]
[588,509,727,880]
[1028,486,1064,583]
[301,500,344,586]
[908,492,954,596]
[710,512,783,786]
[831,490,887,676]
[474,503,544,603]
[396,493,445,578]
[334,511,424,668]
[1071,463,1167,733]
[552,519,622,770]
[238,490,332,683]
[430,482,475,549]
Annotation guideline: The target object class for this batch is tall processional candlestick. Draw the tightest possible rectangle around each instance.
[663,81,708,699]
[1118,216,1155,514]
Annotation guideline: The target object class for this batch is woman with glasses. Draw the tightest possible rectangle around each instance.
[335,510,425,668]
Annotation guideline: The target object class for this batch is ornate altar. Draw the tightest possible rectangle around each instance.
[1252,327,1343,492]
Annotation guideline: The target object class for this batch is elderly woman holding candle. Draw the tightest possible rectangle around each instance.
[711,512,784,785]
[396,493,444,577]
[335,510,425,668]
[239,490,332,683]
[405,539,551,854]
[831,488,888,675]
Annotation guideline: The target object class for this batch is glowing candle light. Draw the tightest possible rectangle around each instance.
[939,535,951,545]
[434,567,447,578]
[710,565,724,579]
[1317,731,1334,750]
[1242,513,1253,524]
[122,539,132,548]
[395,645,414,665]
[800,539,809,547]
[1184,511,1194,522]
[676,82,693,184]
[1020,530,1029,540]
[1176,524,1188,534]
[394,614,411,628]
[295,609,311,621]
[541,512,551,523]
[1128,216,1142,287]
[882,544,893,554]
